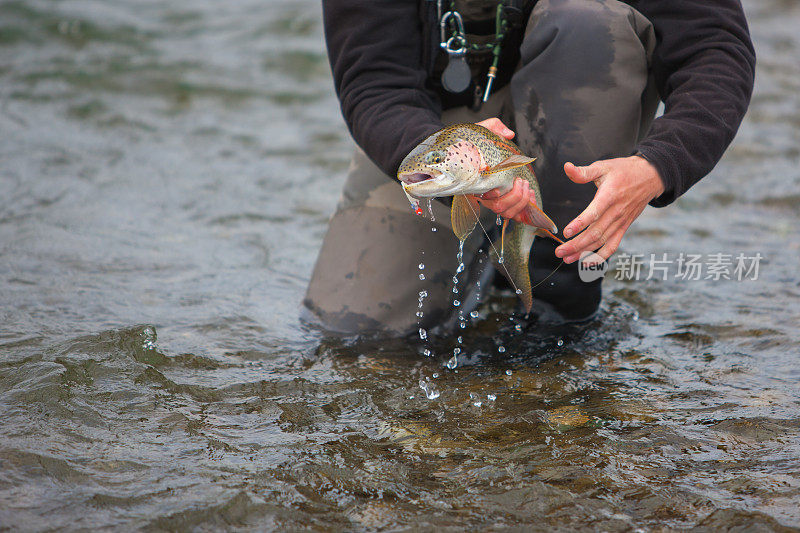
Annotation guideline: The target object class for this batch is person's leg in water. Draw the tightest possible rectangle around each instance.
[511,0,659,321]
[304,0,658,335]
[303,96,510,336]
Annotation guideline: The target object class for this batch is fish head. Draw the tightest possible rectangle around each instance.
[397,130,486,199]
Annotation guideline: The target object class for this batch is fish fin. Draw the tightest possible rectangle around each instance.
[535,228,565,245]
[522,201,558,234]
[450,194,480,241]
[491,222,536,313]
[482,155,536,176]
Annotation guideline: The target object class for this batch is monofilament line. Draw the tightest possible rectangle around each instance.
[466,199,522,296]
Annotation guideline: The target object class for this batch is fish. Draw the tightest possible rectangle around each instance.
[397,123,561,312]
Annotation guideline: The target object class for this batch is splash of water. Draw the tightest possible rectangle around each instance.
[470,392,482,408]
[419,378,440,400]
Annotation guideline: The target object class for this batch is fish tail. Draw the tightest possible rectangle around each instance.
[490,222,535,313]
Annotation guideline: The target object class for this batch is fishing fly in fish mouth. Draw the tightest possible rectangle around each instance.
[398,122,563,313]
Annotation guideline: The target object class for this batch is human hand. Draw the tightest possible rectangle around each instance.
[474,118,534,224]
[476,117,515,140]
[554,156,665,264]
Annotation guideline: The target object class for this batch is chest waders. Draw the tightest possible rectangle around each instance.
[305,0,660,335]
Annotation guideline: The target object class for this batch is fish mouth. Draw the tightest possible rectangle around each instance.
[398,170,440,185]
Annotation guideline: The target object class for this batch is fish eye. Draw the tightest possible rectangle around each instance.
[424,151,445,165]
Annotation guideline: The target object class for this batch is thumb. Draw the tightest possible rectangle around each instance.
[564,161,605,184]
[476,118,515,139]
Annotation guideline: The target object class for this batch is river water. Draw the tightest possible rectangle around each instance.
[1,0,799,530]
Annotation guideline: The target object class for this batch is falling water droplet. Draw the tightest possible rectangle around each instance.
[459,322,466,329]
[457,336,463,344]
[505,370,513,376]
[515,289,522,295]
[514,324,522,332]
[446,355,458,369]
[557,338,564,347]
[453,300,460,307]
[419,273,425,280]
[432,372,439,379]
[423,348,432,357]
[487,394,497,401]
[497,346,506,353]
[427,198,436,222]
[418,263,425,270]
[431,227,437,232]
[418,328,427,340]
[496,215,502,226]
[470,310,479,319]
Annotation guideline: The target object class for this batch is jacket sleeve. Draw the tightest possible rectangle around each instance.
[322,0,444,177]
[633,0,756,207]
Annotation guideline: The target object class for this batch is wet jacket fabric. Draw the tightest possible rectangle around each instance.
[322,0,756,207]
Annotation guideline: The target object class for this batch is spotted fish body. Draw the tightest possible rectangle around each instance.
[397,123,560,312]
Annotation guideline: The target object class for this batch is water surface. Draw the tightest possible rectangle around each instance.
[1,0,799,529]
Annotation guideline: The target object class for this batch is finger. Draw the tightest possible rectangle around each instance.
[501,181,531,221]
[562,188,614,239]
[564,161,606,185]
[476,118,515,139]
[480,188,503,200]
[557,213,617,261]
[594,230,624,262]
[480,179,525,213]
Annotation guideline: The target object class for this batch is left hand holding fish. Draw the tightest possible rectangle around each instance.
[555,156,665,264]
[479,177,536,224]
[473,118,537,224]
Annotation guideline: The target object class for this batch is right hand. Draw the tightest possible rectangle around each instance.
[474,118,536,224]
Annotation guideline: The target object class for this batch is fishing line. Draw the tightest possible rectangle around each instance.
[531,260,565,290]
[466,199,522,295]
[466,200,567,293]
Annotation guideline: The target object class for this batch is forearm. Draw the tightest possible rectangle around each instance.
[323,0,444,177]
[633,0,756,206]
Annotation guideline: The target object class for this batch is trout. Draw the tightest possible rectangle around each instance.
[397,123,561,312]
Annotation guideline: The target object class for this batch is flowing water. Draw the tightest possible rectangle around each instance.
[1,0,799,530]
